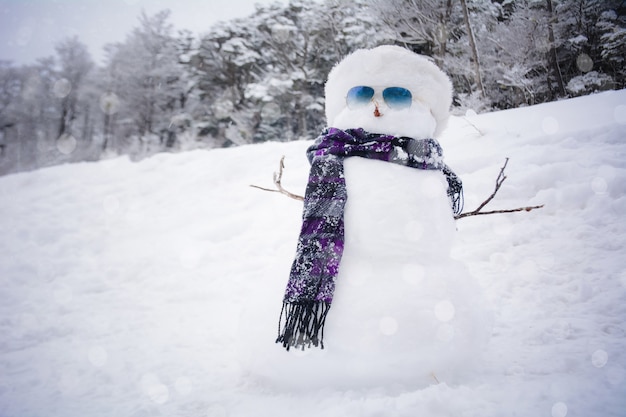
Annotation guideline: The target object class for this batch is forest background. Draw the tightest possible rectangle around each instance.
[0,0,624,175]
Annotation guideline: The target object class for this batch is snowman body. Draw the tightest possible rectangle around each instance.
[321,73,487,384]
[240,46,491,389]
[321,157,487,386]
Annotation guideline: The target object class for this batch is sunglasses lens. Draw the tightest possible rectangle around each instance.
[346,86,375,108]
[383,87,412,109]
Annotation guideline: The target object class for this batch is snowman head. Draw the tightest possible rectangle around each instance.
[325,45,453,139]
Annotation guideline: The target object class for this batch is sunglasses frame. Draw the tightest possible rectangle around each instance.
[346,86,413,110]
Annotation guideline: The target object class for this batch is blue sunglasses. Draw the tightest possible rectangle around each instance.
[346,86,413,110]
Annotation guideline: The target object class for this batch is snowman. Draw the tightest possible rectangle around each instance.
[241,45,491,389]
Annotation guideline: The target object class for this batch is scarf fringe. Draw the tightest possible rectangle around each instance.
[276,301,331,351]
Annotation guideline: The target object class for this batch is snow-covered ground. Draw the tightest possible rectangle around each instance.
[1,90,625,417]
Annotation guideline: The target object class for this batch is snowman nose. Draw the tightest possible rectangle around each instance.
[374,102,382,117]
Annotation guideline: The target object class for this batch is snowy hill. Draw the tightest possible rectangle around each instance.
[1,90,625,417]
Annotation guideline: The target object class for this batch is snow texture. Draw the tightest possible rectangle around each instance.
[0,90,625,416]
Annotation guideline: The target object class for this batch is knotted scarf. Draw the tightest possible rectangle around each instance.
[276,127,463,351]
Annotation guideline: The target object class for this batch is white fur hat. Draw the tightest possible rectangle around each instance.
[324,45,453,138]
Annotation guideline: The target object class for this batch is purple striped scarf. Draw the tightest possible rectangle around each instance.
[276,127,462,351]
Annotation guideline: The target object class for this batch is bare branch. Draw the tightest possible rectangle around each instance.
[455,157,544,220]
[474,157,508,213]
[455,204,545,219]
[250,155,304,202]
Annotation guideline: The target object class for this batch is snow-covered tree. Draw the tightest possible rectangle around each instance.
[371,0,462,67]
[191,1,387,146]
[481,0,552,107]
[0,62,24,173]
[0,57,60,172]
[325,0,394,57]
[102,10,189,155]
[2,0,624,176]
[54,37,93,140]
[552,0,625,95]
[247,0,338,141]
[369,0,502,109]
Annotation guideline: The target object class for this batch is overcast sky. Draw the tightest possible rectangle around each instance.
[0,0,287,66]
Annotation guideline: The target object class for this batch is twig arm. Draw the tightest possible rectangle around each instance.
[454,157,544,220]
[473,157,508,213]
[250,156,304,201]
[251,156,544,220]
[455,204,544,219]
